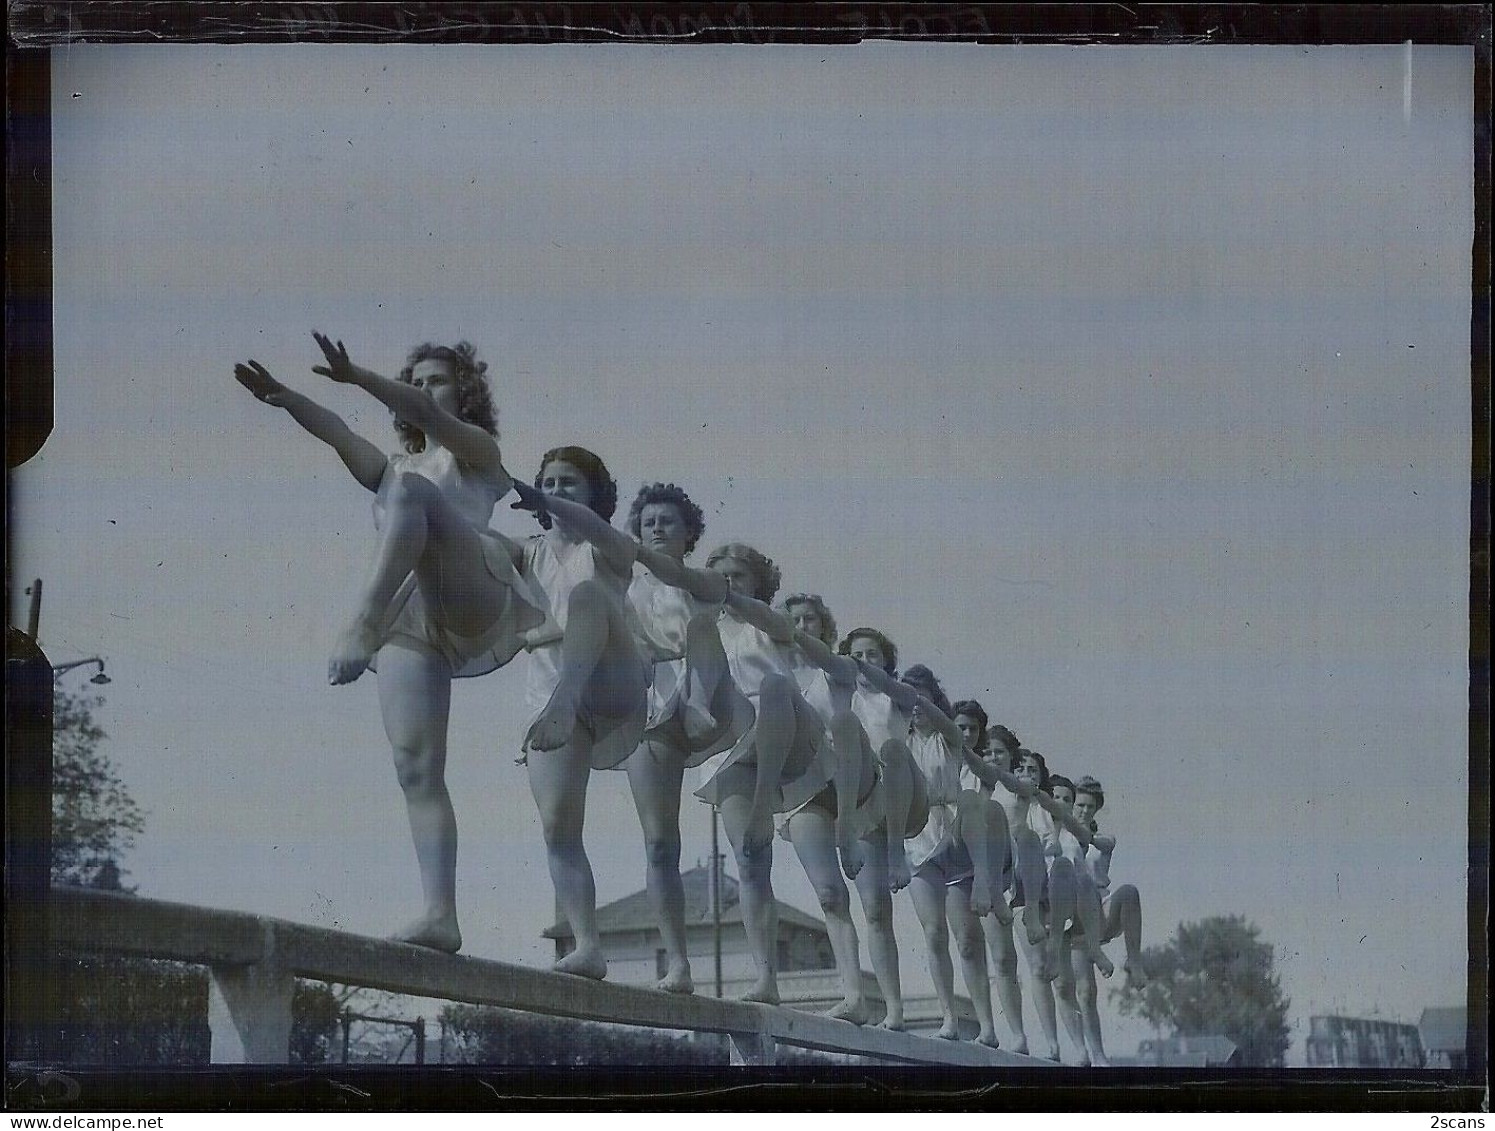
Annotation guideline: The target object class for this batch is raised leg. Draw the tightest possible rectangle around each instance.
[526,729,606,980]
[957,791,1010,923]
[1073,873,1115,978]
[376,642,461,952]
[982,916,1028,1053]
[1106,884,1147,987]
[625,738,692,994]
[333,469,504,684]
[878,739,919,892]
[743,675,796,846]
[680,613,732,747]
[909,871,960,1039]
[526,579,643,752]
[829,712,877,881]
[854,836,904,1030]
[1012,826,1049,949]
[946,883,999,1047]
[718,787,779,1004]
[1044,858,1079,984]
[787,805,867,1024]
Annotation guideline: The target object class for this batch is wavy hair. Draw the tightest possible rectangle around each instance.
[1015,748,1051,793]
[987,724,1021,764]
[394,341,497,454]
[704,543,782,604]
[534,446,618,521]
[901,664,953,719]
[838,628,899,676]
[1048,773,1076,801]
[1074,775,1105,811]
[780,594,837,647]
[950,699,989,753]
[625,483,706,555]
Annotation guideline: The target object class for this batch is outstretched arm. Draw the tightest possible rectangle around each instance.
[792,631,859,688]
[1034,791,1096,846]
[521,491,636,576]
[234,361,388,492]
[311,333,509,484]
[722,590,795,643]
[634,546,729,605]
[852,659,920,711]
[956,742,1037,799]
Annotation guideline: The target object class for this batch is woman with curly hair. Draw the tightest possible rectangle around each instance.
[824,626,929,1031]
[232,334,547,953]
[842,660,999,1046]
[514,445,652,980]
[688,543,842,1005]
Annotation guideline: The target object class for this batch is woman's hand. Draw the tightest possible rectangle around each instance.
[509,478,554,530]
[234,360,288,406]
[311,332,366,384]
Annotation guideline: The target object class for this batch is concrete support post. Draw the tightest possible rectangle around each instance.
[207,925,293,1063]
[727,1028,777,1065]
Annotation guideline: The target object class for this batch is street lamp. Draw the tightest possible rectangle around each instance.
[53,657,110,685]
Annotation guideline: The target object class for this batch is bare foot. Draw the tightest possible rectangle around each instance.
[878,1013,906,1032]
[888,851,912,893]
[974,1029,1001,1049]
[553,946,608,980]
[525,685,580,752]
[1021,905,1047,947]
[1123,955,1147,989]
[934,1018,961,1040]
[839,836,865,881]
[390,915,462,953]
[329,615,382,685]
[656,962,695,995]
[828,997,869,1025]
[1007,1034,1029,1056]
[1091,1052,1111,1068]
[739,975,780,1006]
[1089,944,1115,979]
[969,883,993,917]
[1041,1044,1061,1062]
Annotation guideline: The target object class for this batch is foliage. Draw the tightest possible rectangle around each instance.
[1114,914,1292,1066]
[51,686,144,891]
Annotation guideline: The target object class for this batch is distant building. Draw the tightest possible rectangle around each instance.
[1305,1014,1424,1068]
[1417,1007,1468,1070]
[1133,1034,1241,1067]
[544,863,981,1037]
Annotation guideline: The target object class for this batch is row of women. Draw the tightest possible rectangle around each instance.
[234,337,1147,1065]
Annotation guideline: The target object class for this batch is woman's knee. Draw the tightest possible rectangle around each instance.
[812,878,850,916]
[862,891,893,930]
[643,836,682,872]
[1077,975,1098,1008]
[995,949,1021,980]
[391,746,441,793]
[954,923,984,961]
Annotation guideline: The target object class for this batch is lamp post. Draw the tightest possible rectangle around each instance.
[52,657,111,685]
[710,806,723,998]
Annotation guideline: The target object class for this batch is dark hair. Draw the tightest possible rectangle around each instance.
[950,699,989,752]
[838,628,899,675]
[1074,775,1106,811]
[704,543,782,604]
[987,724,1021,765]
[901,664,953,719]
[1048,774,1076,799]
[626,483,706,555]
[781,594,837,647]
[535,446,618,520]
[394,341,497,453]
[1016,748,1050,792]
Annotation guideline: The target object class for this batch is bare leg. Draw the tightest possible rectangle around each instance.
[526,579,639,752]
[1052,937,1089,1065]
[332,469,504,684]
[526,730,606,980]
[1106,885,1147,988]
[854,835,904,1030]
[829,712,877,881]
[947,884,999,1047]
[1074,946,1110,1066]
[788,806,867,1024]
[1017,924,1061,1060]
[957,791,1011,923]
[680,613,731,746]
[878,739,918,892]
[625,737,692,994]
[718,786,779,1004]
[1074,874,1115,977]
[1012,826,1049,949]
[909,871,960,1039]
[743,675,796,846]
[983,916,1028,1053]
[376,643,461,952]
[1044,858,1079,984]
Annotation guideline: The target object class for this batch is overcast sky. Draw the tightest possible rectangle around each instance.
[13,43,1473,1061]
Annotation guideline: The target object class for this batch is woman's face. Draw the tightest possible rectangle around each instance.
[410,357,459,416]
[1014,754,1043,788]
[787,601,826,642]
[1051,783,1076,809]
[1073,793,1101,827]
[710,556,758,598]
[539,460,592,509]
[954,713,983,750]
[846,634,889,672]
[638,502,688,560]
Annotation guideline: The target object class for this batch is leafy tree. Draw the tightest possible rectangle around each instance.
[1114,914,1292,1066]
[51,686,144,890]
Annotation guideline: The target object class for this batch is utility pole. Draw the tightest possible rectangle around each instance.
[25,578,42,640]
[710,806,723,998]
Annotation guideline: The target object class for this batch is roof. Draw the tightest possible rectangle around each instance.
[1417,1007,1467,1053]
[1137,1034,1240,1066]
[543,863,827,940]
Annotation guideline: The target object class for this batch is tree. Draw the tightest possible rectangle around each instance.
[1114,914,1292,1066]
[51,685,144,890]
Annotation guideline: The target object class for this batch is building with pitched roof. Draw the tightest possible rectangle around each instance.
[1417,1006,1468,1070]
